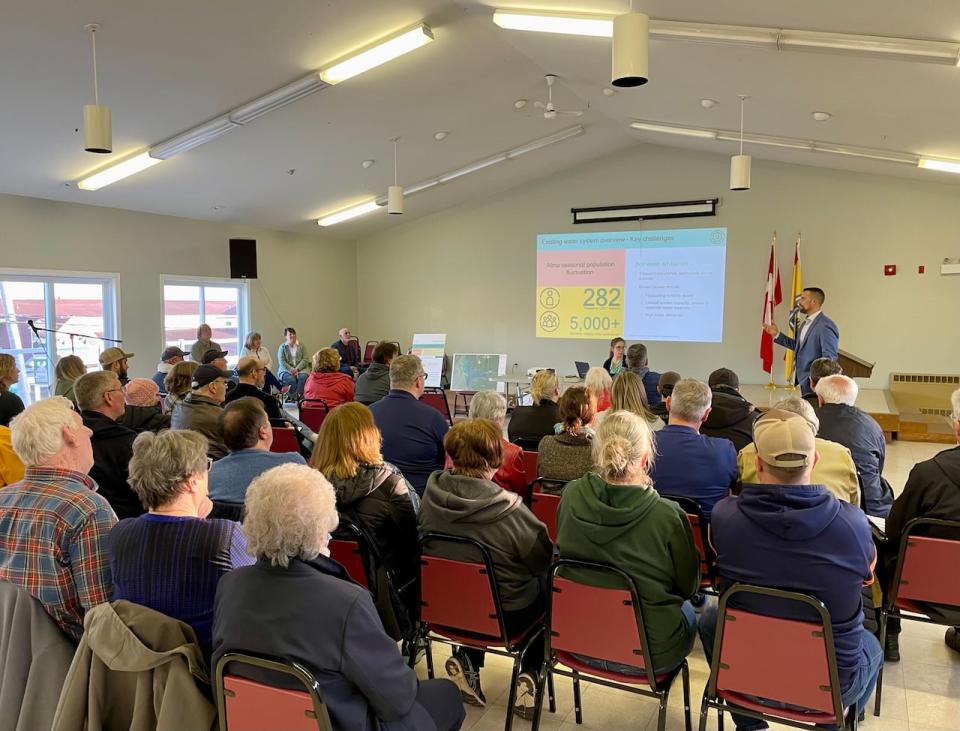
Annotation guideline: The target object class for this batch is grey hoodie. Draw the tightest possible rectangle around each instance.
[354,362,391,405]
[418,470,552,610]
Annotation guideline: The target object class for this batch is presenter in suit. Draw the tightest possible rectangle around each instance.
[764,287,839,395]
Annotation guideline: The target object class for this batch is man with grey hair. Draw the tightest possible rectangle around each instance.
[805,358,843,410]
[171,364,232,460]
[76,370,142,519]
[370,354,449,495]
[881,387,960,659]
[649,378,737,517]
[0,397,116,640]
[624,342,662,406]
[738,396,860,505]
[816,374,892,517]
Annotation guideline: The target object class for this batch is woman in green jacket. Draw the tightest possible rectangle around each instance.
[556,409,700,674]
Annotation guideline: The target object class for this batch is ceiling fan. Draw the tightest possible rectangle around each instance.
[528,74,586,119]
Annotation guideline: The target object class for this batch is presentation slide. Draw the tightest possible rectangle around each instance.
[535,227,727,342]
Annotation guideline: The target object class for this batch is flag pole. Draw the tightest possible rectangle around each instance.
[785,230,802,391]
[764,230,779,390]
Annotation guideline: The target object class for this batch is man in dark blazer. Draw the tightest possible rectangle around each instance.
[765,287,839,395]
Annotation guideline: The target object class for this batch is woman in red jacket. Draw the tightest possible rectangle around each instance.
[304,348,355,409]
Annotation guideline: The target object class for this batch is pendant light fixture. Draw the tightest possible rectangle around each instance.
[730,95,751,191]
[611,2,649,87]
[83,24,112,154]
[387,137,404,214]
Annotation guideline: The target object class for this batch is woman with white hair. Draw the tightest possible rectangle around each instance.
[557,410,700,675]
[584,366,612,415]
[507,369,560,448]
[212,464,465,731]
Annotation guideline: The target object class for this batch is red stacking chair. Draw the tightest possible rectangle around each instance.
[361,341,378,367]
[668,496,717,594]
[699,583,857,731]
[215,653,333,731]
[299,399,329,432]
[532,559,692,731]
[327,521,370,589]
[874,517,960,716]
[417,533,547,731]
[420,388,453,426]
[529,480,565,541]
[270,426,299,453]
[347,336,362,366]
[522,451,538,482]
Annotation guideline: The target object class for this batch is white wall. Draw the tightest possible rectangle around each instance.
[356,143,960,388]
[0,194,356,379]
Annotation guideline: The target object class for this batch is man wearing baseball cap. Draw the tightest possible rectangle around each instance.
[99,347,134,386]
[169,364,231,460]
[152,346,186,392]
[698,410,881,728]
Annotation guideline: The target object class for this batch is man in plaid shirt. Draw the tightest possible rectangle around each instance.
[1,396,117,641]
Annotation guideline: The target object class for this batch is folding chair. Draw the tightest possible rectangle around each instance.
[420,388,454,426]
[667,496,717,594]
[533,559,692,731]
[874,517,960,716]
[529,480,565,541]
[328,520,371,589]
[417,533,547,731]
[210,500,244,522]
[522,451,538,483]
[299,399,329,433]
[699,583,857,731]
[270,426,299,453]
[361,341,378,367]
[453,391,476,417]
[215,652,333,731]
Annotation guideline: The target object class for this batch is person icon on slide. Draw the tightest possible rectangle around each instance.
[764,287,839,395]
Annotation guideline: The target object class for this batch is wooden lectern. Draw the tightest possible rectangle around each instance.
[838,350,874,379]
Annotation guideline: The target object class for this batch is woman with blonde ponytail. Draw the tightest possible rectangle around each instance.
[556,410,701,675]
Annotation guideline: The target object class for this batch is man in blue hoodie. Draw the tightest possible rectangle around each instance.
[699,409,882,729]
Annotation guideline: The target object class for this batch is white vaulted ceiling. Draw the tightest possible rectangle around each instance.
[3,0,960,239]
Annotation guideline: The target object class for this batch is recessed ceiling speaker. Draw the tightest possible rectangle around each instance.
[229,239,258,279]
[612,12,649,87]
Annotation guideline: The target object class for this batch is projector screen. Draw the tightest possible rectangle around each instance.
[535,227,727,342]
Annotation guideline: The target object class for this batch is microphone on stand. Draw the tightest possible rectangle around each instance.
[26,319,52,359]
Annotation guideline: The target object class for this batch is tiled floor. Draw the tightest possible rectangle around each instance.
[416,440,960,731]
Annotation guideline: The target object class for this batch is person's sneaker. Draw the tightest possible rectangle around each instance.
[513,671,539,720]
[884,632,900,662]
[946,627,960,654]
[445,651,485,707]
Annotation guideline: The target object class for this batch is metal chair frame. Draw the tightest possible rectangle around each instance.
[666,495,718,594]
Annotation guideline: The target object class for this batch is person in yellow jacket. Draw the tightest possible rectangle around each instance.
[0,425,24,487]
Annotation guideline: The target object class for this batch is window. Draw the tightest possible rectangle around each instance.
[161,277,248,362]
[0,271,118,405]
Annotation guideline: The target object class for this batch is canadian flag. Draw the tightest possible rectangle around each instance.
[760,235,782,374]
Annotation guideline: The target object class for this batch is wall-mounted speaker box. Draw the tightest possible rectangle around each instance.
[229,239,257,279]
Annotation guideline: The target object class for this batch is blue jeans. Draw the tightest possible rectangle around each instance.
[262,368,282,393]
[279,371,308,399]
[698,603,883,730]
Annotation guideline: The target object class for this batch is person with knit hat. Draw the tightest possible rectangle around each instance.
[119,378,170,434]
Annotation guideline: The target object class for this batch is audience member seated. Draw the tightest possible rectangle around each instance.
[370,354,448,496]
[354,341,398,405]
[699,409,882,726]
[225,356,282,421]
[624,343,662,407]
[311,402,418,640]
[739,397,860,505]
[700,367,759,453]
[602,336,626,377]
[190,323,220,363]
[152,346,185,391]
[119,378,171,433]
[163,360,198,413]
[0,354,25,427]
[816,374,893,517]
[651,371,680,421]
[420,419,551,718]
[201,347,229,370]
[507,369,560,447]
[208,398,305,504]
[276,326,309,400]
[75,371,142,520]
[241,331,283,393]
[99,347,134,386]
[170,364,230,460]
[649,378,737,518]
[879,387,960,660]
[0,425,25,487]
[304,348,355,408]
[537,386,595,487]
[0,397,116,641]
[557,410,700,674]
[109,429,253,657]
[609,370,664,432]
[805,357,843,411]
[54,354,86,406]
[584,366,612,413]
[213,464,465,731]
[332,327,362,373]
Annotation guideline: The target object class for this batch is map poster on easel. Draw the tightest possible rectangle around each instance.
[412,333,446,389]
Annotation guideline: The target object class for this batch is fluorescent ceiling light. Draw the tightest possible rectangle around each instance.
[320,24,434,84]
[492,10,612,38]
[651,21,777,49]
[317,200,380,226]
[918,158,960,174]
[230,73,328,124]
[507,125,586,157]
[77,152,162,191]
[630,121,717,139]
[150,115,239,160]
[779,30,960,65]
[716,131,814,151]
[814,143,917,164]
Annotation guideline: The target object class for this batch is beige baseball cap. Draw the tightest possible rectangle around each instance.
[99,347,134,366]
[753,409,816,468]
